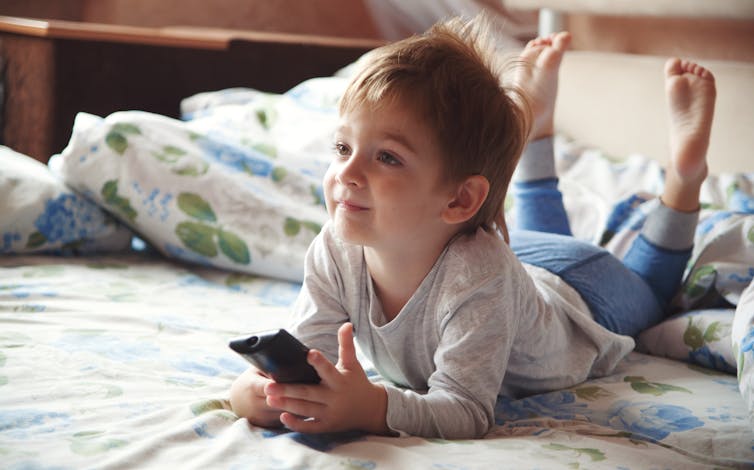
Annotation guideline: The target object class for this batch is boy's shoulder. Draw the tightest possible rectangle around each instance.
[422,228,535,318]
[440,227,523,286]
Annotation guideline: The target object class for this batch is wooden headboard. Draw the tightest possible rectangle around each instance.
[0,16,381,163]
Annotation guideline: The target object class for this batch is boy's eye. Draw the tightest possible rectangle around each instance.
[333,143,350,156]
[377,152,401,166]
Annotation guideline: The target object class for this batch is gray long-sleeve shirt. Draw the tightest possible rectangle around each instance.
[289,222,635,438]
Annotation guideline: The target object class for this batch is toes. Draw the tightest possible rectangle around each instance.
[522,31,570,67]
[551,31,571,51]
[526,32,570,51]
[665,58,715,82]
[524,38,549,56]
[665,57,683,77]
[693,63,713,80]
[528,37,550,48]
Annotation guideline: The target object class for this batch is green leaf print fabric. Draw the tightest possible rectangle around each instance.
[53,78,347,282]
[1,254,753,468]
[0,146,133,254]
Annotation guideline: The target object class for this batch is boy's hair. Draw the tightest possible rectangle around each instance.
[339,15,531,232]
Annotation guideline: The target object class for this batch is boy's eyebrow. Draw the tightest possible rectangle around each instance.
[380,130,417,155]
[335,125,418,155]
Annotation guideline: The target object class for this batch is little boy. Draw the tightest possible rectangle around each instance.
[230,17,716,439]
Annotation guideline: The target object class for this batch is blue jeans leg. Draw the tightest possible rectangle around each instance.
[513,179,572,236]
[622,235,692,308]
[510,230,664,337]
[511,177,692,335]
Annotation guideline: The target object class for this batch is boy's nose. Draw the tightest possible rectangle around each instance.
[336,154,366,188]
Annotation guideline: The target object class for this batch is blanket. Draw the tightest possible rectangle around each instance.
[1,76,753,468]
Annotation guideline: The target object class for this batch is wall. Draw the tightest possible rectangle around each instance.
[0,0,381,39]
[566,15,754,63]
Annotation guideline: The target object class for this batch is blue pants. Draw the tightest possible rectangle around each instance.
[511,179,692,337]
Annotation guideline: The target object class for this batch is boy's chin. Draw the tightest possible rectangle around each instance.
[331,221,369,246]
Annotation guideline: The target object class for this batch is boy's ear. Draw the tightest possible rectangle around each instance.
[442,175,489,225]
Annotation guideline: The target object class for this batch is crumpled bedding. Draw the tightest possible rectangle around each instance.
[0,253,751,469]
[1,76,753,469]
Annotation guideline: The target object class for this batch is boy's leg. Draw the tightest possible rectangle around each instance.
[622,58,716,307]
[511,230,663,337]
[513,138,571,235]
[512,58,716,338]
[509,32,660,337]
[512,32,571,235]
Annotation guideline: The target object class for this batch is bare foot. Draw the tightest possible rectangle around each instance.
[662,58,716,212]
[515,31,571,141]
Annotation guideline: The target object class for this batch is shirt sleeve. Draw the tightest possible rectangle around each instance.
[384,273,525,439]
[288,227,350,364]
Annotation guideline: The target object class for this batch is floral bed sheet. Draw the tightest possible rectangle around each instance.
[1,76,754,469]
[1,253,752,470]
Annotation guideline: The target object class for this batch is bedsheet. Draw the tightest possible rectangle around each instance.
[2,76,754,469]
[1,253,752,469]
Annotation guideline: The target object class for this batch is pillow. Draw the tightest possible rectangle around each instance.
[733,279,754,424]
[0,146,132,254]
[54,95,334,281]
[636,309,736,374]
[593,179,754,311]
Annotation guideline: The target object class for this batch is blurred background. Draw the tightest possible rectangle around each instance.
[2,0,753,60]
[1,0,752,163]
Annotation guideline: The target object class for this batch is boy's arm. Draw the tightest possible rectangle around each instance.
[288,225,352,363]
[231,224,351,427]
[268,224,391,433]
[273,276,520,439]
[278,225,521,438]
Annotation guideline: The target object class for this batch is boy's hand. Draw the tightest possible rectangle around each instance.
[264,323,389,434]
[229,367,284,428]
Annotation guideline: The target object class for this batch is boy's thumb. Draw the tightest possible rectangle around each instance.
[337,323,359,370]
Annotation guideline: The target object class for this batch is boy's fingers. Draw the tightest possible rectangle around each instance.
[251,380,268,397]
[280,412,324,433]
[336,322,359,370]
[280,413,345,434]
[307,349,341,383]
[267,396,325,419]
[265,382,319,402]
[249,371,273,397]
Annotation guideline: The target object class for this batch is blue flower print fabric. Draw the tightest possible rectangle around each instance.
[0,146,132,254]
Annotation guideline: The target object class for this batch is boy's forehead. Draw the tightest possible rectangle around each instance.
[340,98,429,133]
[339,104,436,148]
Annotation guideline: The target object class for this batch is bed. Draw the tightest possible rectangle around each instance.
[2,5,754,470]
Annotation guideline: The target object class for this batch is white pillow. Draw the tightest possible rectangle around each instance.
[637,309,736,374]
[55,105,331,282]
[733,279,754,424]
[0,146,132,254]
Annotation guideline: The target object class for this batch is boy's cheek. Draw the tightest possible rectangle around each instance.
[322,177,336,214]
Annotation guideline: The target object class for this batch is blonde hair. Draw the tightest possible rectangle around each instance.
[339,15,531,232]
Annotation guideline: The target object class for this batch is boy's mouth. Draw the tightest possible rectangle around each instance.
[337,199,368,211]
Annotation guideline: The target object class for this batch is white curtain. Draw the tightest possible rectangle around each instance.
[363,0,534,46]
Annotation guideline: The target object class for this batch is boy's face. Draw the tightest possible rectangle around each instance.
[324,99,457,251]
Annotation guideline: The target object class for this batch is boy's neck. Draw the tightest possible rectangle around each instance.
[363,231,456,323]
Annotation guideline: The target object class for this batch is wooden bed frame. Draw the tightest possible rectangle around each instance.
[0,16,380,163]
